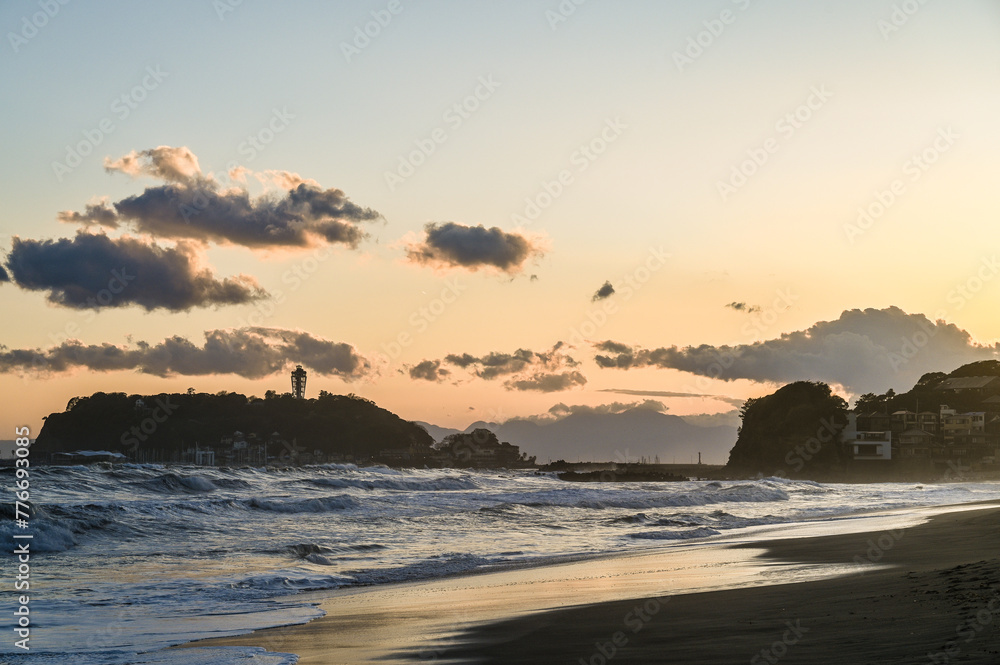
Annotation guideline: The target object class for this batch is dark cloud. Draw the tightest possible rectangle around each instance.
[470,349,536,379]
[592,281,615,301]
[0,327,369,380]
[59,146,380,250]
[0,264,8,282]
[111,181,376,249]
[3,233,266,311]
[504,370,587,392]
[405,222,543,273]
[57,200,119,227]
[428,344,585,391]
[599,388,745,407]
[726,301,761,313]
[409,359,451,382]
[594,307,999,394]
[595,340,631,354]
[444,345,578,380]
[443,353,478,369]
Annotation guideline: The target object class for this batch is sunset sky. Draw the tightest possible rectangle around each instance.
[2,0,999,437]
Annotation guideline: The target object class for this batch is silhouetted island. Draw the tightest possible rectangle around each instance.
[32,391,533,468]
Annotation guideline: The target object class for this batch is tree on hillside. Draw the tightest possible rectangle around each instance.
[727,381,848,477]
[854,389,894,413]
[947,360,1000,378]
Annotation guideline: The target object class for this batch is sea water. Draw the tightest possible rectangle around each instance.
[2,463,998,664]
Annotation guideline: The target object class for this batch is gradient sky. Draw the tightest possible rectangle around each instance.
[2,0,1000,437]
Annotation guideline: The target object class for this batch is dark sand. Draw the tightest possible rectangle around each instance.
[192,506,1000,664]
[445,507,1000,664]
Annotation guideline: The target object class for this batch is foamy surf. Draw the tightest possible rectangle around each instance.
[4,463,997,664]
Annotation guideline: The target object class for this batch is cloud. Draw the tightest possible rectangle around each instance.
[592,281,615,301]
[57,199,119,228]
[0,265,8,282]
[548,399,667,417]
[60,146,381,250]
[504,370,587,392]
[104,146,203,183]
[593,307,999,394]
[111,183,376,249]
[409,359,451,382]
[3,233,266,311]
[512,399,667,424]
[599,388,746,407]
[428,343,586,391]
[405,222,543,273]
[726,301,761,313]
[681,410,741,428]
[249,169,320,190]
[444,343,578,379]
[0,327,369,380]
[595,340,631,355]
[445,349,537,379]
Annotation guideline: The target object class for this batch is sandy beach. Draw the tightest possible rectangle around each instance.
[189,503,1000,664]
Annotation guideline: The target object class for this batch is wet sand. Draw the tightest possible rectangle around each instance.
[189,504,1000,664]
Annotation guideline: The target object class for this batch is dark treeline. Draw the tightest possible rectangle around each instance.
[727,360,1000,479]
[34,390,433,458]
[853,360,1000,416]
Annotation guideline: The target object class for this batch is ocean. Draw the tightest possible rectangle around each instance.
[4,463,999,664]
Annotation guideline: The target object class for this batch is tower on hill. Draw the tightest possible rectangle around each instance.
[291,365,307,399]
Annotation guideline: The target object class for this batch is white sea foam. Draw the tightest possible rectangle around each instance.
[4,463,997,665]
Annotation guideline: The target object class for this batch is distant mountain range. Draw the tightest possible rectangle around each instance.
[415,409,737,464]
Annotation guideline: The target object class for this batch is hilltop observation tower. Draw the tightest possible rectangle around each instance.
[291,365,307,399]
